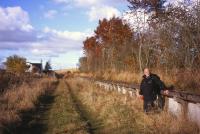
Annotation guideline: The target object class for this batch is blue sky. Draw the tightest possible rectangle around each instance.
[0,0,128,69]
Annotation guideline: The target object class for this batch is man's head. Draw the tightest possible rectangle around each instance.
[144,68,150,77]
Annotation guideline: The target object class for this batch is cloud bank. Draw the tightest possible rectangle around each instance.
[0,6,89,69]
[52,0,122,21]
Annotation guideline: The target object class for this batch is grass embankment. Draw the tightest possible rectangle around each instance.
[0,77,58,134]
[78,69,200,94]
[67,78,200,134]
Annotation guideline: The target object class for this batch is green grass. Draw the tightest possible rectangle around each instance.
[44,80,88,134]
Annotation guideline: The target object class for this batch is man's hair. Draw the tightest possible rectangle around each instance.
[143,68,150,71]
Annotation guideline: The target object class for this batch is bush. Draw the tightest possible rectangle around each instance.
[5,55,28,74]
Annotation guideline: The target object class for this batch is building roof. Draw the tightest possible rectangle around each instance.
[27,62,42,70]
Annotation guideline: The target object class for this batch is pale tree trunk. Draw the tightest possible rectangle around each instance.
[138,37,143,74]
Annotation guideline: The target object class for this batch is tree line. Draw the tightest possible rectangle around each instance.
[79,0,200,75]
[4,55,52,74]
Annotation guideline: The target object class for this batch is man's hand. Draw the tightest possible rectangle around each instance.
[139,95,144,100]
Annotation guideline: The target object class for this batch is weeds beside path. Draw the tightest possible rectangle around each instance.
[4,79,100,134]
[13,87,56,134]
[66,78,200,134]
[66,82,104,134]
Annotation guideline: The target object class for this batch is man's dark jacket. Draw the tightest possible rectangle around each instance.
[139,73,165,101]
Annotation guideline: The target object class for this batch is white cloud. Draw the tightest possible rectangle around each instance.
[0,27,90,69]
[0,6,37,43]
[0,6,91,69]
[52,0,123,22]
[44,10,58,19]
[0,6,33,32]
[43,27,88,41]
[88,5,121,21]
[0,26,90,55]
[74,0,100,7]
[53,0,100,7]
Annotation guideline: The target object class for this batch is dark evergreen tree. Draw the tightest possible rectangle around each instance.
[45,61,52,72]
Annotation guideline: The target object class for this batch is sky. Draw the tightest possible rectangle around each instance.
[0,0,129,70]
[0,0,195,70]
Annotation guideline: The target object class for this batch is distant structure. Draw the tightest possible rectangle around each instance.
[27,62,43,74]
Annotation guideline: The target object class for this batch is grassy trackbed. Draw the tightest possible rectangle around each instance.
[8,80,89,134]
[66,82,104,134]
[43,80,89,134]
[3,78,199,134]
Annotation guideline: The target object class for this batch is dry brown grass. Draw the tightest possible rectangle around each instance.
[67,78,199,134]
[55,68,79,74]
[0,77,58,132]
[78,69,200,94]
[0,71,43,93]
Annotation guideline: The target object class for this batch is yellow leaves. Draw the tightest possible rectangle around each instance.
[5,55,27,74]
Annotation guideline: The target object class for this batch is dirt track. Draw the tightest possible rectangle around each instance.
[9,80,96,134]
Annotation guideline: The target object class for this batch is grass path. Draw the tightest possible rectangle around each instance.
[65,82,104,134]
[44,80,89,134]
[9,84,56,134]
[12,80,90,134]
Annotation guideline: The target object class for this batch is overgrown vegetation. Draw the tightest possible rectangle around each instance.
[43,80,88,134]
[0,77,58,133]
[67,78,199,134]
[5,55,28,74]
[78,0,200,93]
[0,71,41,93]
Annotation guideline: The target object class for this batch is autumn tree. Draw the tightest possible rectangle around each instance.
[5,55,28,74]
[81,17,134,72]
[79,0,200,92]
[83,36,101,71]
[95,17,134,71]
[80,0,200,73]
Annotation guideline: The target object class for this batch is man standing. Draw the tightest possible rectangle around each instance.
[139,68,168,112]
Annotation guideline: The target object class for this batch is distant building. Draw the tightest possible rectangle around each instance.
[27,62,43,74]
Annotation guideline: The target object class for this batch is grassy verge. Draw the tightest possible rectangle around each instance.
[67,78,200,134]
[77,69,200,94]
[44,80,88,134]
[66,82,104,134]
[0,78,58,134]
